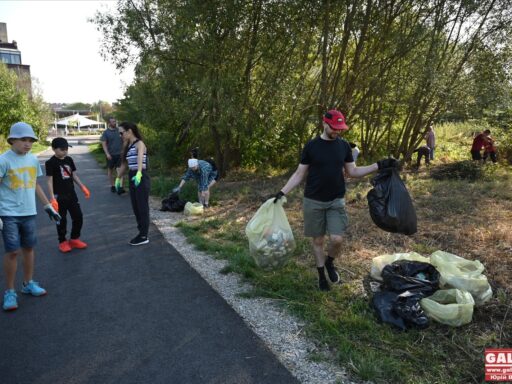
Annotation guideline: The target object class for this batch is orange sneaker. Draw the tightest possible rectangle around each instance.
[68,239,88,249]
[59,241,72,253]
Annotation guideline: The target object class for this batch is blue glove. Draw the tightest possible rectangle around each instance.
[131,171,143,187]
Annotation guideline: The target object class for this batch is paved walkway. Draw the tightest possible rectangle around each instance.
[0,145,298,384]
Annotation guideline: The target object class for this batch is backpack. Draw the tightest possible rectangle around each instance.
[205,157,220,180]
[160,192,187,212]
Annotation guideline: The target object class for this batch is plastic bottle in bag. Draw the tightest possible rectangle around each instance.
[245,197,295,269]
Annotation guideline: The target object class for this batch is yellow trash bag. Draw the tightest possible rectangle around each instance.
[429,251,492,305]
[420,289,475,327]
[245,197,295,269]
[370,252,430,281]
[184,202,204,216]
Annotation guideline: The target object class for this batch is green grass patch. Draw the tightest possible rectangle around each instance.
[175,217,490,384]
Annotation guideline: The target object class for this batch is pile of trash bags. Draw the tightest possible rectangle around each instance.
[370,251,492,330]
[245,197,295,269]
[160,191,206,216]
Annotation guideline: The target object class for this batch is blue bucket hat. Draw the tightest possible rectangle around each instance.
[8,122,38,141]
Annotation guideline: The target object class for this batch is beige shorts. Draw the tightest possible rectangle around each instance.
[303,197,348,237]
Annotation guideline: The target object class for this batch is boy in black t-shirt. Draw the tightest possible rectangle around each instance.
[45,138,90,253]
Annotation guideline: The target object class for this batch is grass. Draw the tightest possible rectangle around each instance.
[88,125,511,383]
[173,165,511,384]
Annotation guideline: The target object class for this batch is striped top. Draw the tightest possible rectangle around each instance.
[126,140,148,170]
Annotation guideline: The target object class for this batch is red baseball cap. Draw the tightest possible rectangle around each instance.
[322,110,349,131]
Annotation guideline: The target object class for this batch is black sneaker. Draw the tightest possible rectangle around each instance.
[129,235,149,246]
[325,258,341,284]
[319,278,330,291]
[111,186,116,193]
[203,203,209,209]
[117,187,126,195]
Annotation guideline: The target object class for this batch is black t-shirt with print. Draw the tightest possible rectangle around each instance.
[45,156,77,196]
[300,136,354,202]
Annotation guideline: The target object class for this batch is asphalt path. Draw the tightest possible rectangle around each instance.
[0,144,298,384]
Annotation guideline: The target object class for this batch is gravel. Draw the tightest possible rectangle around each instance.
[150,198,357,384]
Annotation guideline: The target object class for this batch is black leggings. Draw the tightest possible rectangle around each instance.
[56,192,83,243]
[128,170,151,237]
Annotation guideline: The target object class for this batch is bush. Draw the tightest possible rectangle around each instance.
[430,160,483,181]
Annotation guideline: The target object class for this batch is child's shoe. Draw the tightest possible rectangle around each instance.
[59,241,72,253]
[3,289,18,311]
[69,238,88,249]
[21,280,47,296]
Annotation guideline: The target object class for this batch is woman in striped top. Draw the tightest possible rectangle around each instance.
[116,122,150,246]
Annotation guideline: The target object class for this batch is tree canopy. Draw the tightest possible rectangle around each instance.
[93,0,512,172]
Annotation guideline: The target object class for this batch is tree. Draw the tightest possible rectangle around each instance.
[92,0,512,170]
[0,63,51,139]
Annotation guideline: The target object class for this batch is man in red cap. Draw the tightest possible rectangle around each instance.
[274,110,398,291]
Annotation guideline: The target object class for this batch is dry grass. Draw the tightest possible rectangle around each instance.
[180,164,511,383]
[212,166,512,337]
[214,169,512,293]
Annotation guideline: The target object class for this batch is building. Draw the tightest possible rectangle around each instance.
[0,22,32,97]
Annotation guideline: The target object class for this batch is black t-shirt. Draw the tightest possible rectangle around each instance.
[45,156,77,196]
[301,136,354,202]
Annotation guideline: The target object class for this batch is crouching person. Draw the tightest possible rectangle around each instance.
[174,158,218,209]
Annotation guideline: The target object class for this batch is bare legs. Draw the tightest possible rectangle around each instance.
[3,247,34,289]
[311,234,343,267]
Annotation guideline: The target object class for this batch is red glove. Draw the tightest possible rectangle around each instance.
[81,185,90,199]
[50,198,59,212]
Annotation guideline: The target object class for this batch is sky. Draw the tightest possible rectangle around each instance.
[0,0,134,104]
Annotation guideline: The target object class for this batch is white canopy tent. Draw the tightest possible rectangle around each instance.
[54,113,106,131]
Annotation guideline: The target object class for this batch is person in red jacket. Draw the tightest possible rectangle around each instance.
[471,130,491,161]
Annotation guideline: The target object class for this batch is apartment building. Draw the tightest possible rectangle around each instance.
[0,22,32,97]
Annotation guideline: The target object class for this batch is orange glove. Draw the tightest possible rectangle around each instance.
[50,198,59,212]
[81,185,90,199]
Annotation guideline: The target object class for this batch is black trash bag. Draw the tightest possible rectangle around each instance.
[160,192,187,212]
[367,168,417,235]
[394,291,430,329]
[372,290,430,330]
[381,260,440,296]
[371,291,406,330]
[372,260,439,330]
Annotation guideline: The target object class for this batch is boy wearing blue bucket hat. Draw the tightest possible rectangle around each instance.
[0,122,61,311]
